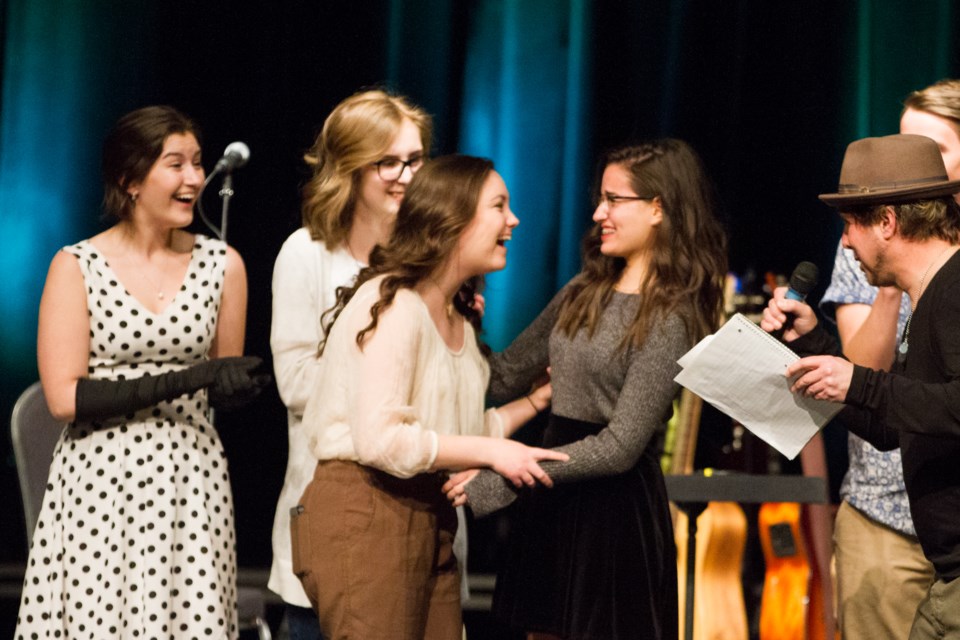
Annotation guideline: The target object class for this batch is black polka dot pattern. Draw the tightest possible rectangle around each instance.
[16,236,238,639]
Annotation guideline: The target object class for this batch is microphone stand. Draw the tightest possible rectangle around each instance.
[218,172,235,242]
[208,170,237,428]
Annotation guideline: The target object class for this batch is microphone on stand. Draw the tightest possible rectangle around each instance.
[213,141,250,174]
[204,141,251,428]
[198,142,251,242]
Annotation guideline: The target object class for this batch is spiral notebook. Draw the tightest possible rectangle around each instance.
[674,313,842,460]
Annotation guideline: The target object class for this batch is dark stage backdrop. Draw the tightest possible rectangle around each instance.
[1,0,958,588]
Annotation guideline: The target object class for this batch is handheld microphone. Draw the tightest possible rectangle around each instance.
[773,261,819,339]
[784,261,819,302]
[213,141,250,173]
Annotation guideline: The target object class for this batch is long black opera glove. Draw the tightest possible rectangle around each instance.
[74,356,270,422]
[208,360,272,411]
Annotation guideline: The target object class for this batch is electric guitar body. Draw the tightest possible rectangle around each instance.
[758,502,814,640]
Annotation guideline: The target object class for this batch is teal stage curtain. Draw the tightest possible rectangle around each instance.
[457,0,592,350]
[843,1,954,140]
[1,1,150,390]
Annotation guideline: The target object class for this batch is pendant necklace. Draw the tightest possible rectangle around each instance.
[429,277,456,318]
[898,246,954,360]
[118,223,172,301]
[142,264,166,300]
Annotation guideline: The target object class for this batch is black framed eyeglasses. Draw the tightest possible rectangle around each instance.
[373,155,425,181]
[595,192,655,208]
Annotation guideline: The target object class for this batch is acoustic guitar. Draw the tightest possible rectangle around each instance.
[667,272,753,640]
[667,389,749,640]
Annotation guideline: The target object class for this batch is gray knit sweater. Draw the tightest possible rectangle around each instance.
[468,284,690,517]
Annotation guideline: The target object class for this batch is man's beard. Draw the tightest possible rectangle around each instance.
[858,247,894,287]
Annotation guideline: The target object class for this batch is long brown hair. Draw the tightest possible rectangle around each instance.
[555,139,727,348]
[301,89,433,249]
[319,155,494,353]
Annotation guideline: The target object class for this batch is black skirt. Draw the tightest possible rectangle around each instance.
[492,414,678,640]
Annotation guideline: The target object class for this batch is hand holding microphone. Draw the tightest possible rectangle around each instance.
[783,261,818,302]
[760,261,820,341]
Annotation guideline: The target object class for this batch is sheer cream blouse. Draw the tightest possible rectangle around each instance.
[302,275,504,478]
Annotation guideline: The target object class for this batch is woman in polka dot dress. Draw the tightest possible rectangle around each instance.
[16,105,266,640]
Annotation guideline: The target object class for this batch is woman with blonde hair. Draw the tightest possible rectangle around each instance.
[268,89,429,639]
[293,154,566,639]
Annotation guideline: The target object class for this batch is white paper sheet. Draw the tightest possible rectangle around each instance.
[675,313,843,459]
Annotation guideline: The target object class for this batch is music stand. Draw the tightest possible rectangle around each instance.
[665,472,828,640]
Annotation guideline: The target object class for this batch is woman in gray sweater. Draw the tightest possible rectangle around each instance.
[449,139,728,640]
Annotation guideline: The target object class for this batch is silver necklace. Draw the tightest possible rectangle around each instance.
[898,246,954,359]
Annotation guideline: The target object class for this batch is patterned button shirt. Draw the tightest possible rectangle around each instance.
[820,241,916,536]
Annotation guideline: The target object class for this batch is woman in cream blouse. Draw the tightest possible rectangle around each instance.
[294,154,565,640]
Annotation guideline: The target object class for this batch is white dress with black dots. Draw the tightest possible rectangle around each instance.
[16,234,239,640]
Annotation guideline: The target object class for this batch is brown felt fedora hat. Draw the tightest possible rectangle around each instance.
[819,134,960,207]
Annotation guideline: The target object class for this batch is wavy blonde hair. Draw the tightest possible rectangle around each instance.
[903,78,960,129]
[302,89,432,249]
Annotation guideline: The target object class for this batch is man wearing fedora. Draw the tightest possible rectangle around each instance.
[819,81,960,640]
[762,133,960,639]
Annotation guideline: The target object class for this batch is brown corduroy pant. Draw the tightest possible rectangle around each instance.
[292,460,462,640]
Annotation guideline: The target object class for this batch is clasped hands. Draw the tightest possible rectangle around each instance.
[760,286,853,404]
[443,440,567,507]
[443,374,564,507]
